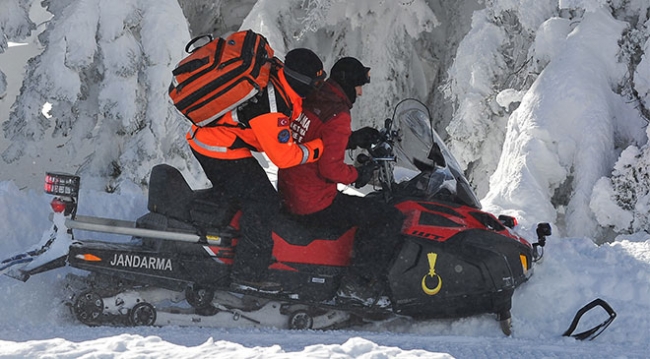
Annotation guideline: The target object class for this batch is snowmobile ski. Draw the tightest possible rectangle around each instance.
[563,298,617,340]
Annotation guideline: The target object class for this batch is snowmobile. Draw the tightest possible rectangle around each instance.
[1,99,550,335]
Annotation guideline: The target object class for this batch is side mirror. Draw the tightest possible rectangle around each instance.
[536,223,552,240]
[532,223,551,262]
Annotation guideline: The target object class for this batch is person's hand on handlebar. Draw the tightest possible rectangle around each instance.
[354,153,377,188]
[347,126,380,150]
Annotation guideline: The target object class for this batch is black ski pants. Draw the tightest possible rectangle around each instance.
[192,149,278,282]
[294,192,405,282]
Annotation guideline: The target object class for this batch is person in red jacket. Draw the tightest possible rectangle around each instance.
[277,57,404,304]
[187,48,326,292]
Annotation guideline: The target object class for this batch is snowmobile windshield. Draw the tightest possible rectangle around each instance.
[391,99,482,209]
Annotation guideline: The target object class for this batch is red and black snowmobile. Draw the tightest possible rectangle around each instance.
[1,99,549,334]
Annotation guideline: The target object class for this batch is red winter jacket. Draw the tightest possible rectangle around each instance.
[277,80,359,215]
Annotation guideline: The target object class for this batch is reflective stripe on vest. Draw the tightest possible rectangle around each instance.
[299,144,309,164]
[231,108,240,124]
[189,82,281,155]
[187,127,228,153]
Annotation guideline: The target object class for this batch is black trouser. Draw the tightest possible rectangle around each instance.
[295,192,405,282]
[192,149,279,282]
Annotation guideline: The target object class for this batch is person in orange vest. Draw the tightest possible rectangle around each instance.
[187,48,326,292]
[277,57,404,304]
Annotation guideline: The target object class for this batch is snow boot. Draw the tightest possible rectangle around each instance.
[336,273,390,308]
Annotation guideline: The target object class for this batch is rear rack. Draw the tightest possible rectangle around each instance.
[59,215,223,245]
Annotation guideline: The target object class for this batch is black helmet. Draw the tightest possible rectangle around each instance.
[284,48,326,98]
[329,57,370,103]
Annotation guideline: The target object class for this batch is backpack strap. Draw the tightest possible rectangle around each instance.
[230,82,277,128]
[267,82,278,113]
[205,81,282,151]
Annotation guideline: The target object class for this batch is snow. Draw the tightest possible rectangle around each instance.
[0,0,650,358]
[482,9,645,238]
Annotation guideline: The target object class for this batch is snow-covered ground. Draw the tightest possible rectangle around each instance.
[0,160,649,359]
[1,1,650,358]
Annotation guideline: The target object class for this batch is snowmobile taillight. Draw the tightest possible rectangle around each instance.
[45,172,79,216]
[50,198,72,214]
[74,253,102,262]
[44,172,80,197]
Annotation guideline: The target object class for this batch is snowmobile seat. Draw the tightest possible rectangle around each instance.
[273,211,356,246]
[188,188,238,228]
[147,164,237,227]
[148,164,194,220]
[271,212,356,278]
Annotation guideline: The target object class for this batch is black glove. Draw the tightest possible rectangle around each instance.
[347,126,380,150]
[354,161,377,188]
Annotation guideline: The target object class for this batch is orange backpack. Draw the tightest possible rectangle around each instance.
[169,30,275,127]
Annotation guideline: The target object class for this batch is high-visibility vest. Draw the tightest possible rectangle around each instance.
[186,69,322,168]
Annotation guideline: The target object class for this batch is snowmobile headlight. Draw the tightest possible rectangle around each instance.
[45,172,80,198]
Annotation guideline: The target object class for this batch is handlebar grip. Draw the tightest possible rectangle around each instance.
[356,153,371,164]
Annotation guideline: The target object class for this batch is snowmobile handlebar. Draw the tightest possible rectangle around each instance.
[353,118,400,201]
[365,118,399,162]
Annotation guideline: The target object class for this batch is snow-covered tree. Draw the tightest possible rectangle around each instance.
[0,71,5,100]
[444,0,557,197]
[0,0,35,98]
[590,21,650,236]
[2,0,446,190]
[591,139,650,235]
[2,0,192,190]
[178,0,257,37]
[238,0,441,130]
[481,1,649,240]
